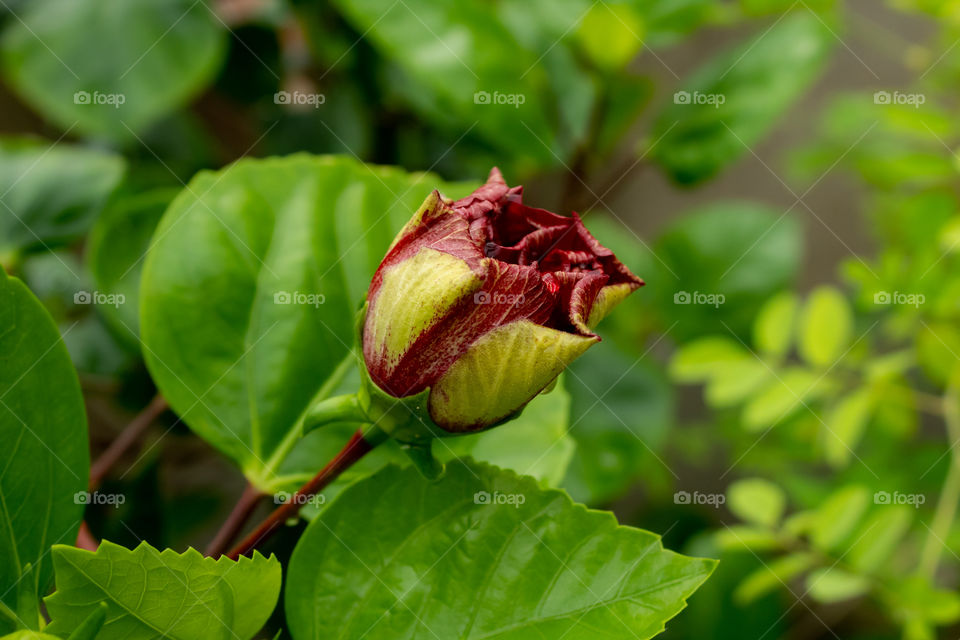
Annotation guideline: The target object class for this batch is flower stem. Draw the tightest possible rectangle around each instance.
[88,394,168,491]
[224,426,387,559]
[920,387,960,577]
[301,393,366,436]
[204,483,264,557]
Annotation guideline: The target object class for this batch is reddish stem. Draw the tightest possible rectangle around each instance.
[204,483,264,557]
[76,522,98,551]
[89,394,168,491]
[225,429,376,559]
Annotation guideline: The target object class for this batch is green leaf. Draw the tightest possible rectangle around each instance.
[670,337,748,382]
[564,345,673,503]
[140,156,476,490]
[847,505,912,573]
[45,541,281,640]
[727,478,786,528]
[329,0,574,169]
[0,269,88,627]
[713,525,782,552]
[810,486,870,553]
[753,291,798,358]
[285,461,716,639]
[1,0,227,140]
[87,189,176,345]
[0,633,61,639]
[741,368,825,431]
[798,285,853,367]
[823,387,874,467]
[805,567,869,603]
[0,139,124,255]
[734,552,817,605]
[916,322,960,387]
[704,358,772,408]
[656,202,802,339]
[651,12,832,183]
[575,3,644,70]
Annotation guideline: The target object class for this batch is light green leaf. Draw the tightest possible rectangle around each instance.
[810,486,870,553]
[798,286,853,367]
[847,505,912,573]
[670,337,748,382]
[87,189,176,345]
[285,461,716,640]
[575,3,644,70]
[805,567,869,603]
[741,368,825,431]
[0,139,124,255]
[45,541,281,640]
[916,322,960,387]
[727,478,786,528]
[753,291,798,358]
[823,387,874,467]
[713,525,782,552]
[734,552,817,605]
[651,12,832,183]
[140,156,476,491]
[1,0,226,140]
[0,269,88,628]
[704,358,771,408]
[0,633,61,639]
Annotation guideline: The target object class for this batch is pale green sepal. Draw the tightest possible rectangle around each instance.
[301,393,367,436]
[400,440,445,481]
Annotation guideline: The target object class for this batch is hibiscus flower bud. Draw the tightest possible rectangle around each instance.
[361,168,643,433]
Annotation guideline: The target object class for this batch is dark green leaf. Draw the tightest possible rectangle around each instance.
[651,12,832,183]
[87,189,176,344]
[0,139,124,255]
[564,344,673,503]
[1,0,227,140]
[656,202,802,339]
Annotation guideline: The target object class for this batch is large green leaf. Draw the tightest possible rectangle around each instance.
[1,0,227,140]
[651,12,833,184]
[0,139,124,256]
[140,155,476,490]
[0,268,88,630]
[45,541,280,640]
[285,461,715,639]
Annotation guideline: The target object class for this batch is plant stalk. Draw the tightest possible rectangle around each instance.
[224,426,386,559]
[204,483,264,557]
[89,394,168,491]
[920,387,960,577]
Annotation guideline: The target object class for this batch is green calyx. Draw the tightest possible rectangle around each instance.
[297,303,448,480]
